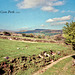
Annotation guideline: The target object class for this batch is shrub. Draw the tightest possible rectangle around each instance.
[41,34,45,39]
[37,35,41,39]
[25,34,31,37]
[63,22,75,50]
[29,33,34,37]
[54,34,65,41]
[3,31,11,36]
[22,33,26,37]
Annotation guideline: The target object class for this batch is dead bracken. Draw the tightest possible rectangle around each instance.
[0,50,69,75]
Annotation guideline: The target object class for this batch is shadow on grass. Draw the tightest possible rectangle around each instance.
[72,55,75,59]
[0,68,5,75]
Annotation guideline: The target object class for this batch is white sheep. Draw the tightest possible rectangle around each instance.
[3,56,9,59]
[26,47,28,49]
[10,38,12,40]
[17,47,20,49]
[57,51,60,55]
[52,52,56,56]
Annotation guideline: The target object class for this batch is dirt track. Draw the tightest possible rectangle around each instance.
[33,54,75,75]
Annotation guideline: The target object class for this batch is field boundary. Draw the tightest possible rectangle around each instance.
[0,36,57,43]
[32,54,75,75]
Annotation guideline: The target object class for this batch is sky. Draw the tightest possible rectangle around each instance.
[0,0,75,31]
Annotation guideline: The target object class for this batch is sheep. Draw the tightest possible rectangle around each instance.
[52,52,56,56]
[17,47,20,49]
[26,47,28,49]
[10,38,12,40]
[8,38,12,40]
[25,45,28,49]
[4,56,9,59]
[57,51,61,55]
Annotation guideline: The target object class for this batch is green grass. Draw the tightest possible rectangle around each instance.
[40,56,75,75]
[0,38,69,62]
[0,38,75,75]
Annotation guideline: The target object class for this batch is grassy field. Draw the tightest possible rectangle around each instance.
[0,38,69,62]
[0,38,75,75]
[40,56,75,75]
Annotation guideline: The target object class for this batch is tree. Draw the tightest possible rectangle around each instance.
[41,34,45,39]
[29,33,34,37]
[63,21,75,50]
[3,31,11,36]
[37,35,41,39]
[22,33,26,37]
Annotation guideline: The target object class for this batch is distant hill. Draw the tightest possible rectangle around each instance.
[16,29,62,34]
[0,29,6,32]
[0,29,14,32]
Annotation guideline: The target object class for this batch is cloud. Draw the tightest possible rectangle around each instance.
[67,10,75,13]
[18,27,29,30]
[17,0,64,12]
[74,17,75,21]
[14,0,19,1]
[61,10,75,13]
[50,21,68,25]
[46,15,71,22]
[61,10,65,13]
[41,6,58,12]
[48,1,64,6]
[40,24,45,27]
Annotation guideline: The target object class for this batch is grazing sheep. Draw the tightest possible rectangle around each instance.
[52,52,56,56]
[39,54,43,58]
[8,38,12,40]
[57,51,61,55]
[9,38,12,40]
[25,45,28,49]
[4,56,9,59]
[26,47,28,49]
[17,47,20,49]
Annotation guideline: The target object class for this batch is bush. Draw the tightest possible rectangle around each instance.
[22,33,26,37]
[63,22,75,50]
[25,34,31,37]
[3,31,11,36]
[37,35,41,39]
[41,34,45,39]
[54,34,65,41]
[29,33,34,37]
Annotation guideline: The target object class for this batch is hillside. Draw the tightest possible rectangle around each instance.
[16,29,62,34]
